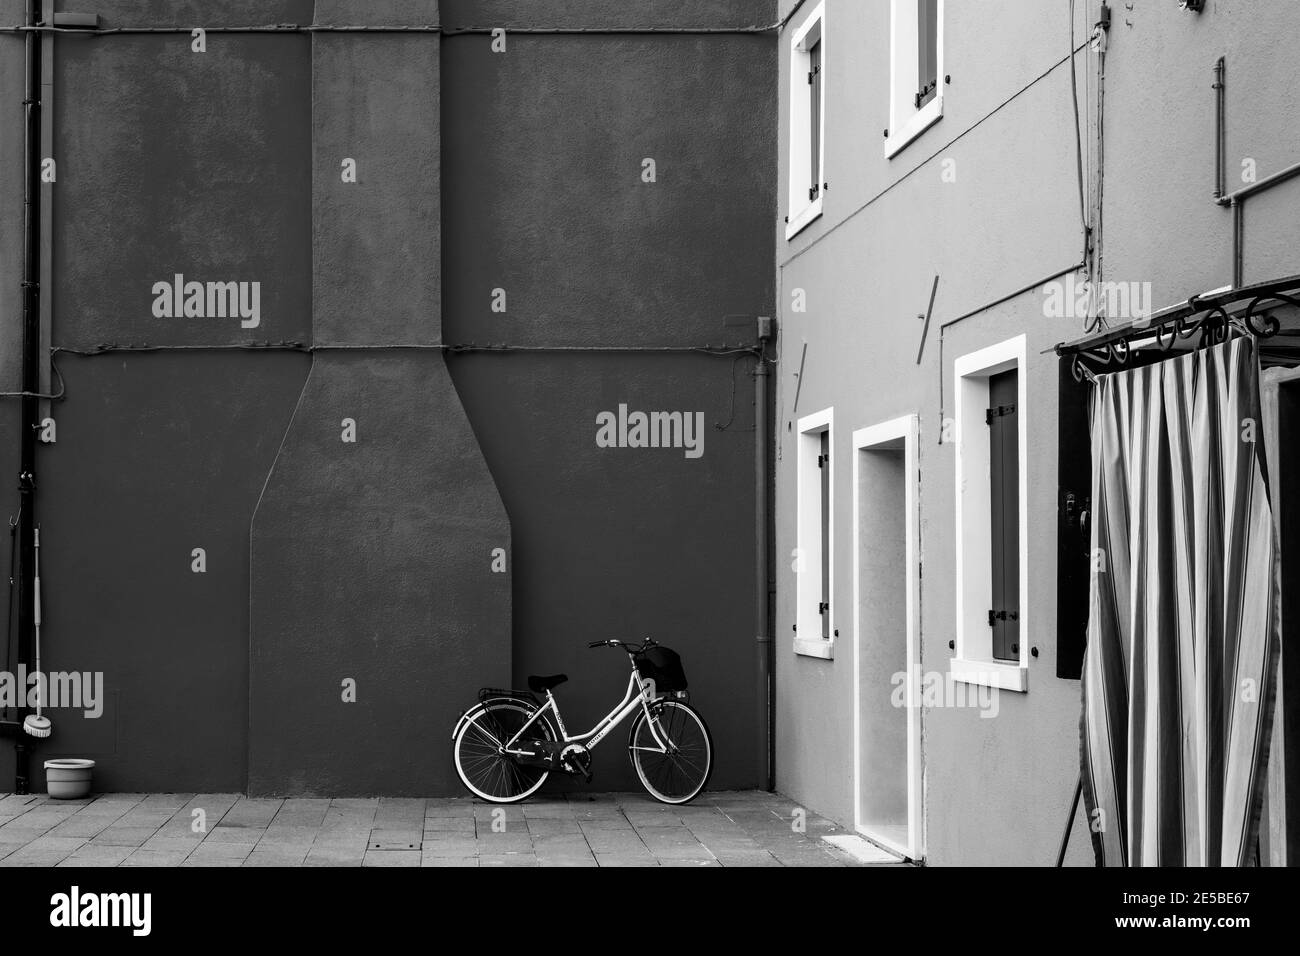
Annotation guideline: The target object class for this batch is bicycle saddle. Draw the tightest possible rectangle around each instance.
[527,673,568,693]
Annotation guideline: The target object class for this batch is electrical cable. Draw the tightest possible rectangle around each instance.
[1085,13,1109,335]
[780,39,1090,274]
[0,352,66,399]
[713,352,759,433]
[936,261,1085,444]
[1068,0,1090,264]
[0,22,783,36]
[51,342,760,357]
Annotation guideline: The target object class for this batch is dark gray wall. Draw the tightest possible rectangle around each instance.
[24,352,310,791]
[441,10,775,789]
[1,0,775,795]
[250,353,511,796]
[0,0,24,793]
[242,0,511,797]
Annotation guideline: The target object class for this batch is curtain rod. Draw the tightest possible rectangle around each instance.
[1053,274,1300,382]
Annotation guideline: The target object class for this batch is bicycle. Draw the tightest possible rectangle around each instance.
[450,639,713,805]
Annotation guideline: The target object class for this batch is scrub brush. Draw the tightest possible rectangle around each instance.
[23,527,50,738]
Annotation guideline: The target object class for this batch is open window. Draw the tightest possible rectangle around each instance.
[885,0,944,159]
[787,2,826,239]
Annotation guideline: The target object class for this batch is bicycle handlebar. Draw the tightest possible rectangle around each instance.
[587,638,657,652]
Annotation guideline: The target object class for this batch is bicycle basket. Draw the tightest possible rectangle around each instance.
[635,645,688,693]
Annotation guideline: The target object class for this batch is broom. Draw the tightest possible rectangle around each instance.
[23,526,50,738]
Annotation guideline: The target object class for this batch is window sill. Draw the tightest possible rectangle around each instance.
[785,195,824,240]
[794,637,835,660]
[884,96,943,160]
[949,657,1027,692]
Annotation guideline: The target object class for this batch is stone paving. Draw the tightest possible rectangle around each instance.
[0,790,902,867]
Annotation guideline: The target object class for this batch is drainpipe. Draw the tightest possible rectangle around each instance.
[1212,57,1225,201]
[1211,54,1300,289]
[755,317,774,791]
[13,0,43,794]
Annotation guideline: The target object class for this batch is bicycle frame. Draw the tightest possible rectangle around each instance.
[503,671,672,756]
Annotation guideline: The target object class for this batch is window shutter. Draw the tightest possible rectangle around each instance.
[989,370,1019,662]
[916,0,939,109]
[819,429,830,638]
[809,40,822,201]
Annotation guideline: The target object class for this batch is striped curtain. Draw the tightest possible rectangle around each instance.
[1080,336,1281,866]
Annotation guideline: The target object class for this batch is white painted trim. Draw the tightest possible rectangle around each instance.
[885,0,944,159]
[822,833,903,864]
[950,657,1028,693]
[795,406,834,660]
[786,1,827,240]
[851,414,924,862]
[794,637,834,659]
[952,334,1030,693]
[786,195,824,241]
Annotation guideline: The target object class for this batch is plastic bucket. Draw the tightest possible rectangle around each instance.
[44,758,95,799]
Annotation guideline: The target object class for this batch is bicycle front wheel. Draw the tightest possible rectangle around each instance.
[453,701,555,804]
[627,701,713,805]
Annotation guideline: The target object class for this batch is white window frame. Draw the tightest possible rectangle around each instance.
[851,414,923,861]
[795,407,834,659]
[786,2,826,240]
[952,335,1029,692]
[885,0,944,159]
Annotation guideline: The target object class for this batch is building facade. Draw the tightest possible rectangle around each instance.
[0,0,776,796]
[774,0,1300,865]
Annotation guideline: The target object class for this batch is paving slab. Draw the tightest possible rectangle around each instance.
[0,790,900,867]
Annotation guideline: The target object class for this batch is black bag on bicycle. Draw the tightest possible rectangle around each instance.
[634,645,688,693]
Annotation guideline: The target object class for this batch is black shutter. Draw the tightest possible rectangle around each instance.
[819,429,830,638]
[916,0,939,108]
[809,40,822,201]
[989,370,1019,662]
[1057,358,1091,679]
[1056,351,1168,677]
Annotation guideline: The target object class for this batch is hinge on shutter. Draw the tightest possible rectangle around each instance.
[808,64,820,85]
[986,403,1016,424]
[818,602,829,615]
[817,452,829,468]
[987,609,1020,626]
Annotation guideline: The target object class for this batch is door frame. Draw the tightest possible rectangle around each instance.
[851,413,924,861]
[1261,366,1300,866]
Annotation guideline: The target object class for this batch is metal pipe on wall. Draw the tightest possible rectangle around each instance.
[1214,56,1225,201]
[13,0,43,794]
[755,320,774,791]
[1211,54,1300,289]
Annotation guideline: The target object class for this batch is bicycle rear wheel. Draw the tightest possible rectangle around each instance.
[453,701,555,803]
[628,701,713,805]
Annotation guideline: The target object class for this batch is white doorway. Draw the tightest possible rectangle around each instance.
[852,415,923,861]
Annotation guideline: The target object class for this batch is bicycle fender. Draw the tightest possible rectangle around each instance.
[450,696,536,742]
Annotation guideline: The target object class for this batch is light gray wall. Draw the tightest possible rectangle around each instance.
[772,0,1300,865]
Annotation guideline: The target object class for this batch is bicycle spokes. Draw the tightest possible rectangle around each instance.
[629,701,712,805]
